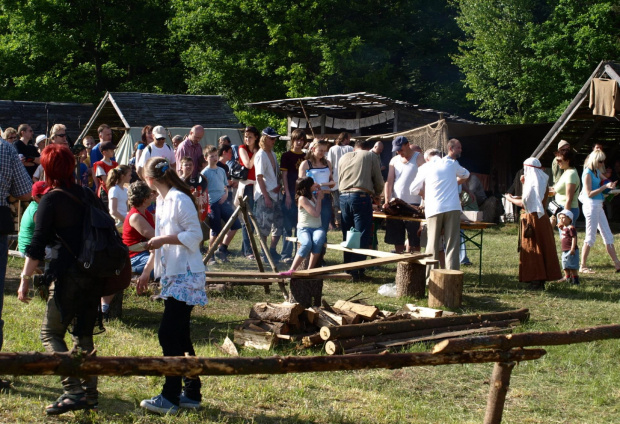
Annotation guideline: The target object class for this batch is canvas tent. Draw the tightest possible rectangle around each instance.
[532,60,620,165]
[78,92,241,164]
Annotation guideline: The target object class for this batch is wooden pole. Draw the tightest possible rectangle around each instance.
[432,323,620,354]
[483,361,516,424]
[320,308,530,341]
[203,202,243,265]
[238,197,264,272]
[0,349,545,378]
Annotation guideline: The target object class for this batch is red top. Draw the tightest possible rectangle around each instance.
[560,226,577,251]
[92,159,118,196]
[122,207,155,258]
[238,144,256,181]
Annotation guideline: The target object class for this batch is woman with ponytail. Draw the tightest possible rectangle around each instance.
[137,157,207,415]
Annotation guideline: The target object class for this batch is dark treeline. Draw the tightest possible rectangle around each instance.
[0,0,618,124]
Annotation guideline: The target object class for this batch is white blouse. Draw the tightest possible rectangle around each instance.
[153,187,205,278]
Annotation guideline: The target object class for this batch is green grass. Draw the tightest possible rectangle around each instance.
[2,224,620,423]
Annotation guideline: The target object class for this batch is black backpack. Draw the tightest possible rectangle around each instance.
[55,187,129,278]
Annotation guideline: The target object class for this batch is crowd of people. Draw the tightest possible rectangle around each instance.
[2,120,620,415]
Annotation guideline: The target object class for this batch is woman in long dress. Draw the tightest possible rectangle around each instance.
[505,157,562,289]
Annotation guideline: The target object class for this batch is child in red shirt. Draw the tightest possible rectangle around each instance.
[557,209,579,285]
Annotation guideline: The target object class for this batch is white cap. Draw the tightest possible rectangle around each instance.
[35,134,47,144]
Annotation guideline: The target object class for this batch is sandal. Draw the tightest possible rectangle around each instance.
[278,270,294,277]
[579,267,595,274]
[45,393,91,415]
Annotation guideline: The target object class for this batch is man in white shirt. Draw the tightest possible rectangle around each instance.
[254,127,283,261]
[383,136,425,253]
[410,138,470,270]
[137,125,176,179]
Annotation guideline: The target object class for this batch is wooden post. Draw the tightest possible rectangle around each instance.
[428,269,463,308]
[484,361,516,424]
[238,197,264,271]
[203,203,242,265]
[395,261,426,298]
[289,256,323,307]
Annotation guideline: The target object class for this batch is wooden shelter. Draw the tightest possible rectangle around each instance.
[0,100,94,144]
[532,61,620,164]
[78,92,241,164]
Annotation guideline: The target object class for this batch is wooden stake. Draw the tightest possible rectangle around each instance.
[203,202,242,265]
[0,349,545,377]
[483,361,516,424]
[238,197,264,273]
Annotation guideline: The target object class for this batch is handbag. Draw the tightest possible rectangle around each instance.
[101,258,132,296]
[547,199,562,216]
[340,227,362,249]
[230,161,249,180]
[0,205,14,234]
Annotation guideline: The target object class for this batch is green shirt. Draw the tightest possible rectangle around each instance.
[18,201,38,253]
[553,168,579,209]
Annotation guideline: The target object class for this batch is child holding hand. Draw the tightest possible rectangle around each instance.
[279,177,326,276]
[557,209,579,285]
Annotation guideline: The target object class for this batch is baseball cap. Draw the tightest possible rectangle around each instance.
[558,209,573,222]
[558,140,570,150]
[152,125,167,139]
[392,136,409,152]
[32,181,48,197]
[35,134,47,144]
[262,127,280,138]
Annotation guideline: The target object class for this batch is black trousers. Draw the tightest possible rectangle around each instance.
[159,297,201,404]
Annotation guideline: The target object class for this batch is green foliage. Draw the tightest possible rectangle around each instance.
[0,0,185,102]
[452,0,620,123]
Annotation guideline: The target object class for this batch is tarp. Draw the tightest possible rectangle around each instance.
[115,127,243,165]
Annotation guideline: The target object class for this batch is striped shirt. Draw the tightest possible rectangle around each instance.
[0,138,32,207]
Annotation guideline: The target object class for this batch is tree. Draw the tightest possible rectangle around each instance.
[0,0,185,102]
[452,0,620,123]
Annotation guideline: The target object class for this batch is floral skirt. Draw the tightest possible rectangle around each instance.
[160,262,208,307]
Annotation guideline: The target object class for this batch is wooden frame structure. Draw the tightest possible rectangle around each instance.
[532,60,620,163]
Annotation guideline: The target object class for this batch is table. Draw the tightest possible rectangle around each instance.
[372,212,495,284]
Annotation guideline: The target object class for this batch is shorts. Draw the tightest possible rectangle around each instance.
[254,195,283,238]
[385,218,421,247]
[208,200,242,236]
[562,249,579,270]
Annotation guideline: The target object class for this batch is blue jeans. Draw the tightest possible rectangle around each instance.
[281,197,298,259]
[340,192,373,271]
[297,227,327,258]
[208,200,241,236]
[320,193,333,233]
[0,235,6,350]
[241,185,255,256]
[131,250,154,278]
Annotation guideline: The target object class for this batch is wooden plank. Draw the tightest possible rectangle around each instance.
[325,243,399,258]
[290,253,431,277]
[205,271,352,280]
[333,300,379,320]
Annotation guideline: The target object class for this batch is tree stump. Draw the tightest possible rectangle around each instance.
[428,269,463,308]
[288,256,323,308]
[395,261,426,298]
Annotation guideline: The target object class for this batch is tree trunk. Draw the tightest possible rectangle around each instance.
[395,261,426,298]
[428,269,463,308]
[288,252,323,307]
[249,302,305,326]
[320,308,529,341]
[0,349,545,377]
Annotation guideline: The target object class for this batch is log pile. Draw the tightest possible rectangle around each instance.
[234,300,530,357]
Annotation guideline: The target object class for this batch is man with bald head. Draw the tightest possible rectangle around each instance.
[176,125,205,178]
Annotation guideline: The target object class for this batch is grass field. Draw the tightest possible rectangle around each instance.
[2,223,620,423]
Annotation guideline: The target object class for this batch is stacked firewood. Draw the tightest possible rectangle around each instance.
[233,301,529,355]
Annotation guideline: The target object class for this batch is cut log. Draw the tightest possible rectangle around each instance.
[395,261,426,298]
[233,328,277,350]
[332,308,362,325]
[315,309,340,328]
[400,305,450,318]
[0,349,546,377]
[320,308,530,341]
[320,309,344,326]
[432,323,620,354]
[249,302,305,326]
[324,320,520,355]
[428,269,464,308]
[242,319,290,335]
[301,333,324,348]
[305,308,318,325]
[333,300,379,320]
[220,337,239,357]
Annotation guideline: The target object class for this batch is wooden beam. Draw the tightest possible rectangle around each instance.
[604,64,620,85]
[205,271,353,280]
[0,349,546,377]
[290,253,431,277]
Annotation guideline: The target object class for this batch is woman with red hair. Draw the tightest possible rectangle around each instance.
[17,143,104,415]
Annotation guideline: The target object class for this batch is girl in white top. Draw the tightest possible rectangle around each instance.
[298,140,335,232]
[137,157,207,413]
[280,176,326,276]
[106,165,131,231]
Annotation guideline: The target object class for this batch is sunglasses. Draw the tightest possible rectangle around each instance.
[156,137,166,141]
[55,134,67,138]
[6,136,16,140]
